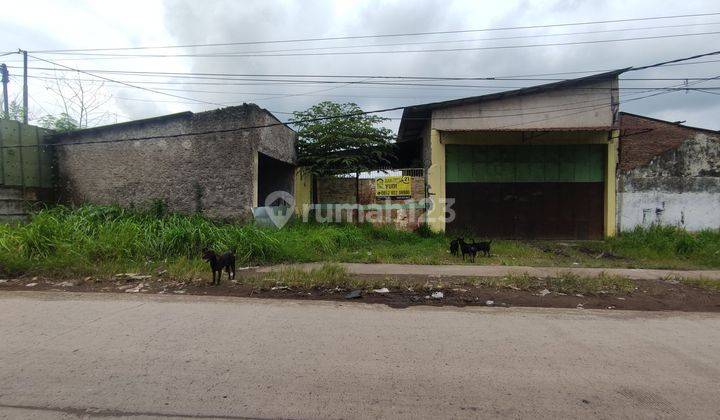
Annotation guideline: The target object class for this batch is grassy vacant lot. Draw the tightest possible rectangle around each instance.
[1,204,720,278]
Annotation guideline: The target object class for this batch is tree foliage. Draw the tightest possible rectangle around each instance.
[290,101,396,176]
[38,113,78,132]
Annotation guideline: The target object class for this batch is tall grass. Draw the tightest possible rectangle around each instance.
[0,204,445,277]
[607,225,720,268]
[1,205,719,278]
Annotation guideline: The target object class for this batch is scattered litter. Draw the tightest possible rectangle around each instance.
[118,284,135,290]
[25,283,38,287]
[407,287,414,292]
[572,262,580,266]
[56,281,74,287]
[485,300,494,306]
[576,303,584,309]
[424,295,431,299]
[344,290,362,299]
[271,285,290,291]
[115,273,152,281]
[124,283,144,293]
[575,293,584,298]
[0,279,8,284]
[237,266,258,271]
[173,290,186,294]
[617,297,626,300]
[537,289,551,297]
[157,270,168,276]
[373,287,390,294]
[607,306,616,310]
[431,291,444,299]
[452,288,468,293]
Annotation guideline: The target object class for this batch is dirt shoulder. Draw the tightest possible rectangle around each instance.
[2,270,719,312]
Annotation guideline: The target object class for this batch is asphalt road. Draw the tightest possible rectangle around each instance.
[1,292,719,419]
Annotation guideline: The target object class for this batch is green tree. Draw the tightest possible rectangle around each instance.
[38,113,78,132]
[290,101,396,205]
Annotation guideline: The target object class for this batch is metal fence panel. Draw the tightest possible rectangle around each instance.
[0,119,52,188]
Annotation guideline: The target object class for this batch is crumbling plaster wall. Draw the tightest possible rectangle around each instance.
[618,134,720,231]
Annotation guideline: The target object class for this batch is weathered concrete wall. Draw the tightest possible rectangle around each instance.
[618,118,720,231]
[431,78,617,131]
[54,105,296,220]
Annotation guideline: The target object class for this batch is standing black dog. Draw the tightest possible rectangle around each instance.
[449,238,462,257]
[201,248,236,285]
[473,240,493,257]
[458,239,478,262]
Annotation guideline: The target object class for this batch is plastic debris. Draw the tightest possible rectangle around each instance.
[537,289,551,297]
[25,283,38,287]
[271,285,290,291]
[56,281,74,287]
[344,290,362,299]
[372,287,390,294]
[485,300,495,306]
[124,283,144,293]
[431,291,444,299]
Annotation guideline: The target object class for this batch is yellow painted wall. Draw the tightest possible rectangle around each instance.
[604,130,619,237]
[294,167,313,218]
[426,129,446,232]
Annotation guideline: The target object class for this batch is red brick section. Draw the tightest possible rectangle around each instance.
[619,112,720,172]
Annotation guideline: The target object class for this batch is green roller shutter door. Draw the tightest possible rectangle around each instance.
[446,144,604,183]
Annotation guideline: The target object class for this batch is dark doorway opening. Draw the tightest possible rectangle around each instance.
[257,153,294,207]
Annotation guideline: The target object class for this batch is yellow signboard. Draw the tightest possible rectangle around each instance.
[375,176,412,199]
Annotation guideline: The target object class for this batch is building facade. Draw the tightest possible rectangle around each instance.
[618,112,720,231]
[397,70,624,239]
[53,104,296,220]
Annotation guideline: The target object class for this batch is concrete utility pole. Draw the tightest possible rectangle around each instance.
[21,49,28,123]
[0,63,8,119]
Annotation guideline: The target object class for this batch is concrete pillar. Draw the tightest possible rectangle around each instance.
[293,167,312,218]
[426,129,446,232]
[604,130,619,237]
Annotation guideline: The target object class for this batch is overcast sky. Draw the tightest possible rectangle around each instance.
[1,0,718,130]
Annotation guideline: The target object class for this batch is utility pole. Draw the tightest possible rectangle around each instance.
[21,49,28,124]
[0,63,8,119]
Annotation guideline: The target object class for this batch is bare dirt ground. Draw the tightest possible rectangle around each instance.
[2,271,719,312]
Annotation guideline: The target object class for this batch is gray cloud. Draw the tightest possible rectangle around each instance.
[4,1,715,130]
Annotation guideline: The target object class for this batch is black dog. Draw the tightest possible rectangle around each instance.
[459,239,478,262]
[474,240,492,257]
[201,248,236,285]
[450,237,462,256]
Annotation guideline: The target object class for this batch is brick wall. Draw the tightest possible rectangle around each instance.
[317,176,425,204]
[53,104,296,220]
[619,112,719,172]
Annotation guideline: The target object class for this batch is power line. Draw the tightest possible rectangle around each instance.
[27,21,720,59]
[629,49,720,71]
[31,31,720,58]
[26,54,232,108]
[28,11,720,53]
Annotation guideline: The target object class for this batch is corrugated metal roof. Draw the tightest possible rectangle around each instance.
[398,68,629,142]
